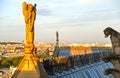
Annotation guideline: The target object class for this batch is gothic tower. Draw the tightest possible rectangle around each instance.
[53,31,60,57]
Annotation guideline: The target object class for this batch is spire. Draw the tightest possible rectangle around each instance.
[56,31,59,47]
[53,31,60,57]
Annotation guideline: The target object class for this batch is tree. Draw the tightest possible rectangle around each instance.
[38,53,46,59]
[1,58,10,67]
[0,56,23,67]
[9,56,23,66]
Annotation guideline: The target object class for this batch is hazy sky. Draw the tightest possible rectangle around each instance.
[0,0,120,43]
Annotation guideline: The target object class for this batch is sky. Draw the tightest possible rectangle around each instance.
[0,0,120,43]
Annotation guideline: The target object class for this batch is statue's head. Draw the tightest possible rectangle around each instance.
[104,27,112,38]
[34,4,37,7]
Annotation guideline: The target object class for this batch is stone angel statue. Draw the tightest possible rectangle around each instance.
[22,2,36,46]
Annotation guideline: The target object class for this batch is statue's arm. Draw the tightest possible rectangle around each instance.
[30,10,36,31]
[25,12,32,24]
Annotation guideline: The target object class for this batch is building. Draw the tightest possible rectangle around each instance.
[58,46,112,57]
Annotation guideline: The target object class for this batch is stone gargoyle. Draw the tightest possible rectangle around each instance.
[103,27,120,78]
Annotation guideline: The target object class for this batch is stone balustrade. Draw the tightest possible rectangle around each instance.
[42,51,112,75]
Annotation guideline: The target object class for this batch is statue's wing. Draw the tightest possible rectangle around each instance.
[22,2,27,16]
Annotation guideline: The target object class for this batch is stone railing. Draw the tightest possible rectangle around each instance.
[42,51,112,75]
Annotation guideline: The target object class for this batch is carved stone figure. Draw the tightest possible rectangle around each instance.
[103,27,120,78]
[22,2,36,47]
[104,27,120,55]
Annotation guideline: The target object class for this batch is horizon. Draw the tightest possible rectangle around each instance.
[0,0,120,43]
[0,41,112,44]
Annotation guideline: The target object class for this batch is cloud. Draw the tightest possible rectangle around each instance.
[37,9,52,16]
[38,8,120,30]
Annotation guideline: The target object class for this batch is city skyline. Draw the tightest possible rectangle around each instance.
[0,0,120,43]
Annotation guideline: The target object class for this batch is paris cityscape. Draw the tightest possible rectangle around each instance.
[0,0,120,78]
[0,41,112,77]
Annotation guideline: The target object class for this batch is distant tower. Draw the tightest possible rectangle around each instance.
[56,31,59,47]
[53,31,60,57]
